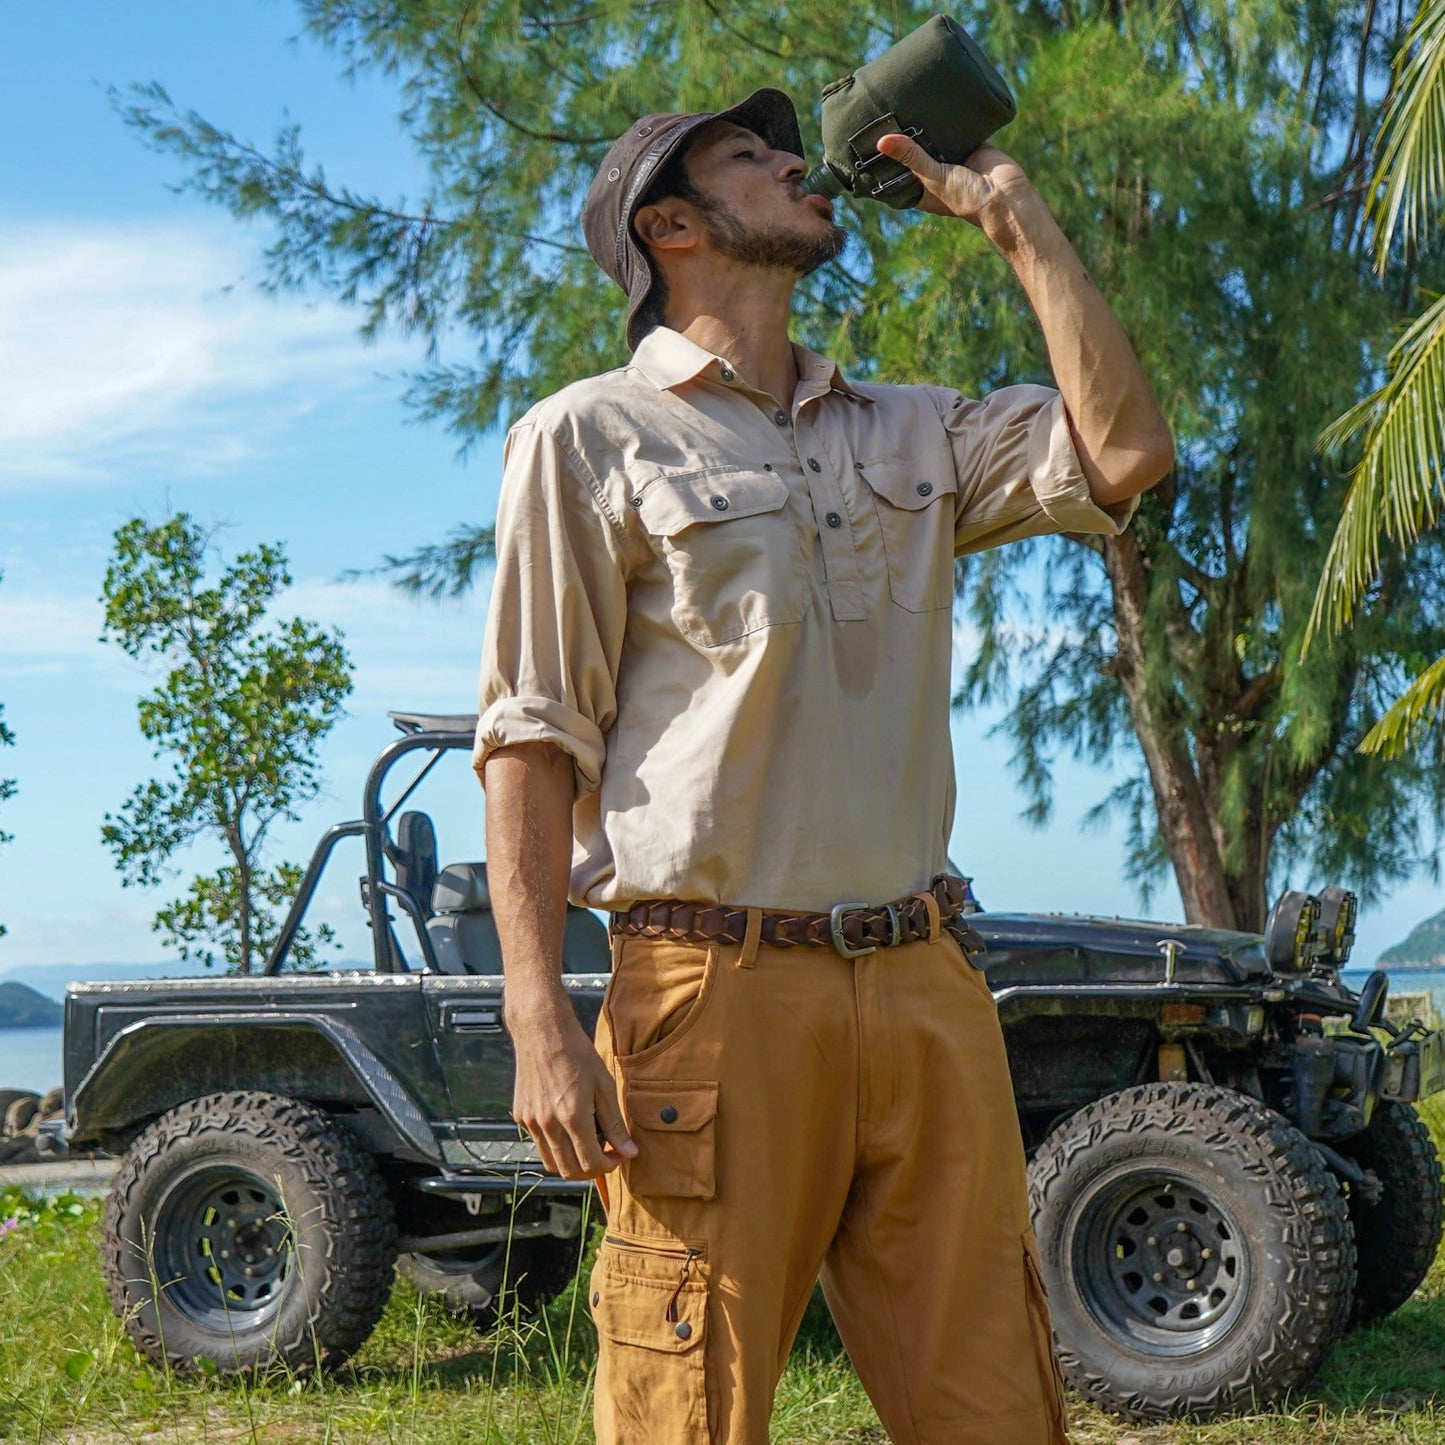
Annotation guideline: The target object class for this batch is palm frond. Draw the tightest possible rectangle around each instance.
[1371,0,1445,268]
[1310,290,1445,637]
[1360,650,1445,755]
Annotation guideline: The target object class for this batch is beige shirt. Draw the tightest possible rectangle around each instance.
[475,327,1134,913]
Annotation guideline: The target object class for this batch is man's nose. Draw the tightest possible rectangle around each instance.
[775,150,806,183]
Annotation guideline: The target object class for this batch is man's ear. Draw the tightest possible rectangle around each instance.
[633,199,698,253]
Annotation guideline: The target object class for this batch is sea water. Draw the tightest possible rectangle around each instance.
[0,1027,64,1097]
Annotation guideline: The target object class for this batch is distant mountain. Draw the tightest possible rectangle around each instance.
[0,981,63,1028]
[1379,907,1445,969]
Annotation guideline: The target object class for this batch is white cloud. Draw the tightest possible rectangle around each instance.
[0,220,415,490]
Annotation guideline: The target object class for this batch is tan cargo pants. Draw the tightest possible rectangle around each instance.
[587,918,1069,1445]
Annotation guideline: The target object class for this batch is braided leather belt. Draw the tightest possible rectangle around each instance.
[609,874,984,959]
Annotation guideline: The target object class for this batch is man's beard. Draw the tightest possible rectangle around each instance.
[695,193,847,276]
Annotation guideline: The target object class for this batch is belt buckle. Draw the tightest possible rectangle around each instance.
[830,902,903,958]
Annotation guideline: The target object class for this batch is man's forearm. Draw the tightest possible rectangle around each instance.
[871,133,1174,506]
[983,194,1174,506]
[482,740,635,1178]
[483,741,575,1015]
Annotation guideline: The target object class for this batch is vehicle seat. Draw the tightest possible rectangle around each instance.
[390,811,439,920]
[427,863,503,975]
[425,862,613,975]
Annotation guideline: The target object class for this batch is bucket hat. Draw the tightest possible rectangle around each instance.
[581,89,804,351]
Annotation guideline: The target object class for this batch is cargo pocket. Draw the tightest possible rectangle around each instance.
[623,1080,718,1199]
[590,1233,709,1444]
[856,447,959,613]
[1022,1231,1069,1443]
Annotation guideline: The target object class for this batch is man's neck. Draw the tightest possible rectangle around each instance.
[669,280,799,410]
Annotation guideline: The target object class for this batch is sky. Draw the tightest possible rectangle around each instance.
[0,2,1437,977]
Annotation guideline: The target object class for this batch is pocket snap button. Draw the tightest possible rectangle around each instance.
[807,457,822,472]
[916,481,933,496]
[719,365,735,381]
[608,167,621,181]
[660,1104,679,1123]
[674,1321,693,1340]
[825,512,842,528]
[709,497,729,513]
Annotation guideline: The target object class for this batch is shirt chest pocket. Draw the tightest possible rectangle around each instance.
[856,448,960,614]
[632,467,808,648]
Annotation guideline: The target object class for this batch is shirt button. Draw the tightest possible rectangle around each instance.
[762,463,775,472]
[719,365,735,381]
[916,481,933,496]
[774,410,788,426]
[660,1105,679,1123]
[710,496,729,512]
[825,512,842,529]
[807,458,822,472]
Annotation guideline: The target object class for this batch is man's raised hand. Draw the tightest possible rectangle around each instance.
[874,135,1034,232]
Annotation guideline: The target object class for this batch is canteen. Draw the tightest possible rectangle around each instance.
[801,14,1017,210]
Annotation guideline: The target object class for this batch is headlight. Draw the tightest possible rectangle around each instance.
[1317,886,1357,966]
[1264,890,1322,973]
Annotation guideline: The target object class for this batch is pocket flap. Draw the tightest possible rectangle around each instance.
[592,1239,707,1354]
[634,469,788,537]
[626,1080,718,1134]
[857,450,958,511]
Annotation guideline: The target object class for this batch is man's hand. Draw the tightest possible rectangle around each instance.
[874,136,1035,239]
[508,988,637,1180]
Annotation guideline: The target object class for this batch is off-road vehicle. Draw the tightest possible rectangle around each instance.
[55,712,1445,1420]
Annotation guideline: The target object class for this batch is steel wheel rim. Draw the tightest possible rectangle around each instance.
[151,1163,294,1331]
[1064,1164,1251,1357]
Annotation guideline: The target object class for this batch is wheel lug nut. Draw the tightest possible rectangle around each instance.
[1146,1236,1158,1246]
[1176,1222,1188,1232]
[1186,1278,1198,1289]
[1152,1272,1164,1282]
[1201,1248,1213,1259]
[220,1250,229,1259]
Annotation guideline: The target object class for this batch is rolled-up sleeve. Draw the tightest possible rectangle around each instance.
[473,422,632,797]
[940,385,1138,555]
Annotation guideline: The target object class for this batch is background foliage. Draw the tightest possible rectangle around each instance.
[117,0,1445,928]
[99,514,352,974]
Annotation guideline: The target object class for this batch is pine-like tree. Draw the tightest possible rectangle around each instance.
[117,2,1445,927]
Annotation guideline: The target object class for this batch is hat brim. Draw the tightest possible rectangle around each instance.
[622,88,805,350]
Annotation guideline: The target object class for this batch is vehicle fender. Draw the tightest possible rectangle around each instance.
[68,1012,441,1162]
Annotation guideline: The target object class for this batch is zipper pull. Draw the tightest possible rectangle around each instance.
[664,1248,703,1323]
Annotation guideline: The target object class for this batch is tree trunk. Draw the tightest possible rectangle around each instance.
[1102,533,1241,929]
[231,828,252,978]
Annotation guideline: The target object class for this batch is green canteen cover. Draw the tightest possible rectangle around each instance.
[817,15,1016,209]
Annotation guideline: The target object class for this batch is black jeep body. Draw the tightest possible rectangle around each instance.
[60,713,1445,1420]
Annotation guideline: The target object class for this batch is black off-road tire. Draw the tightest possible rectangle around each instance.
[1341,1099,1444,1326]
[101,1091,397,1375]
[398,1235,580,1328]
[1028,1083,1356,1421]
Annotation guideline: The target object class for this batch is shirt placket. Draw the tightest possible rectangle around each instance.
[793,389,867,622]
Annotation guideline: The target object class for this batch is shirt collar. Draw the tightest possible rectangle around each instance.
[631,326,872,403]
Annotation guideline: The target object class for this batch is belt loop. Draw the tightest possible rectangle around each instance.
[916,889,942,944]
[610,933,626,971]
[738,907,763,969]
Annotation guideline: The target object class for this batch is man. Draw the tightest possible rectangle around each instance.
[475,87,1172,1445]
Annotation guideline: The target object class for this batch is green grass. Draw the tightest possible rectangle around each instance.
[3,1096,1445,1443]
